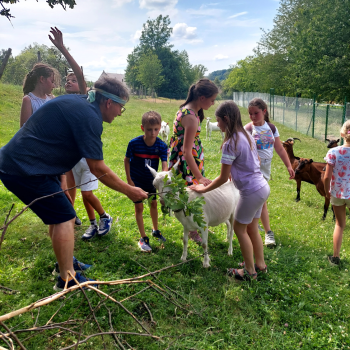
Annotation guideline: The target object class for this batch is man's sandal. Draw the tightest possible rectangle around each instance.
[237,261,267,273]
[227,268,257,281]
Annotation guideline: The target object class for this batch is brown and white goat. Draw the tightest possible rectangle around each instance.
[282,138,326,202]
[295,158,334,220]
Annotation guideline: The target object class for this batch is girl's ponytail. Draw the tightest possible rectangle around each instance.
[180,79,218,123]
[248,98,270,123]
[22,63,60,95]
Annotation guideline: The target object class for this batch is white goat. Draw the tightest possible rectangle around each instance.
[206,117,224,141]
[147,162,240,267]
[160,121,170,143]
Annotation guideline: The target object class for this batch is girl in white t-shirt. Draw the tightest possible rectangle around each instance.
[245,98,294,247]
[324,120,350,266]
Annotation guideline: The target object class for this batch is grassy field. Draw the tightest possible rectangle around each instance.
[0,83,350,349]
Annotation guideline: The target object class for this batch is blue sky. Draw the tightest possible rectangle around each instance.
[1,0,280,81]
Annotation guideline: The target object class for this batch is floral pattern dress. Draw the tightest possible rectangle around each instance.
[168,108,204,186]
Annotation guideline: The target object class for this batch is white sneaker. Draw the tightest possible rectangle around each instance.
[265,230,276,247]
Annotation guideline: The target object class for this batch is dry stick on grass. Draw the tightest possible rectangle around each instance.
[0,285,18,294]
[0,322,26,350]
[0,174,106,249]
[142,302,156,325]
[108,309,125,350]
[67,271,107,350]
[0,329,13,350]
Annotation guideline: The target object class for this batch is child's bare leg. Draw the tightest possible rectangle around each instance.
[234,220,255,275]
[81,190,104,216]
[150,199,158,231]
[333,204,346,257]
[260,201,271,232]
[135,202,146,237]
[247,218,266,269]
[66,170,76,205]
[82,195,96,220]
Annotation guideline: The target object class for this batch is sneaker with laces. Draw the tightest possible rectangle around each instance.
[75,216,82,226]
[52,256,92,276]
[265,230,276,247]
[138,237,152,252]
[152,229,166,242]
[328,255,340,266]
[53,272,97,292]
[82,225,98,240]
[98,213,113,236]
[188,230,202,243]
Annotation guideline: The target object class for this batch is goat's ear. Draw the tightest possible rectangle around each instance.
[146,164,158,178]
[337,139,340,142]
[309,159,313,163]
[173,159,180,171]
[326,138,330,142]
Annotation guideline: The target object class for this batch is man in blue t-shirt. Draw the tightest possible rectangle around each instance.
[0,76,147,290]
[124,111,168,252]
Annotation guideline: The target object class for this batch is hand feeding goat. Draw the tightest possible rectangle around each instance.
[206,117,224,141]
[147,162,239,267]
[295,158,334,220]
[160,121,170,143]
[282,138,326,202]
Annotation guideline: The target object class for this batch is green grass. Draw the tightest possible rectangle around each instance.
[1,82,350,349]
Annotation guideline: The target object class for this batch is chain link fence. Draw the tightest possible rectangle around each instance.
[233,91,350,143]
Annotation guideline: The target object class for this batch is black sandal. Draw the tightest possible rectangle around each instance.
[227,268,257,281]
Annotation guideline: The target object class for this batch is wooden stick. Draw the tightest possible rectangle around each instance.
[0,322,26,350]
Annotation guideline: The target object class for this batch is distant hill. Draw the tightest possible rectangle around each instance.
[207,69,232,81]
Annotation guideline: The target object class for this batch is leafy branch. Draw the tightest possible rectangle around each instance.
[157,168,206,229]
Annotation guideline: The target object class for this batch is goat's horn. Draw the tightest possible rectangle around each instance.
[292,138,301,142]
[146,164,158,178]
[173,159,180,171]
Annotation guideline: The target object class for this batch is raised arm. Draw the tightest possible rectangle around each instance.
[49,27,87,94]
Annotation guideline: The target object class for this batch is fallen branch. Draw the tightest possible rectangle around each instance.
[0,285,18,294]
[0,322,26,350]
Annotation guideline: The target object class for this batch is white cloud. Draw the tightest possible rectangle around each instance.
[172,23,197,40]
[214,54,229,61]
[229,11,248,19]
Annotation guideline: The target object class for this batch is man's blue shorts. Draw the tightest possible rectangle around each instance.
[0,172,76,225]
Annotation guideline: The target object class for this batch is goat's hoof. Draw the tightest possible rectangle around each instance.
[203,263,210,268]
[228,251,233,256]
[180,256,187,262]
[295,198,300,202]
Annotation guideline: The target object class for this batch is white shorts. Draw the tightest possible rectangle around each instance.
[330,196,350,207]
[260,158,272,181]
[72,158,98,192]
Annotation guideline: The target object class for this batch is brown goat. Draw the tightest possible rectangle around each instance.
[295,158,334,220]
[282,138,327,202]
[326,138,340,149]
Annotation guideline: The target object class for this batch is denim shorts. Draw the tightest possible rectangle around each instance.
[0,172,76,225]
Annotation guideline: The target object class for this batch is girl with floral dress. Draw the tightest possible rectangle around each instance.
[168,79,218,242]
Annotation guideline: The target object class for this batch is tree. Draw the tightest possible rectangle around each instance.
[139,15,173,51]
[124,50,140,91]
[1,0,76,21]
[137,52,164,95]
[192,64,207,81]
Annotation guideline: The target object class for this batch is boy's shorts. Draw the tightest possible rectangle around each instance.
[72,158,98,192]
[0,172,76,225]
[133,180,157,204]
[260,158,272,181]
[331,196,350,207]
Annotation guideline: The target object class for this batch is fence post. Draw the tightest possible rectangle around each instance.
[312,94,316,138]
[325,104,330,142]
[269,88,273,118]
[283,92,285,125]
[295,93,298,131]
[272,89,275,120]
[341,96,347,145]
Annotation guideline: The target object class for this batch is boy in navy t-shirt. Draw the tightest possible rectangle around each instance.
[124,111,168,252]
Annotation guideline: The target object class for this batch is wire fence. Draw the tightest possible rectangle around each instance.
[233,91,350,144]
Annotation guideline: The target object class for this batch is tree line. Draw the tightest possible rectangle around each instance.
[125,15,208,99]
[222,0,350,102]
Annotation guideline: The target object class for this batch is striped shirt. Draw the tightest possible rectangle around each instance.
[0,95,103,176]
[27,92,53,114]
[125,136,167,187]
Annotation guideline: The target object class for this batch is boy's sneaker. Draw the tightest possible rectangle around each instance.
[82,225,98,240]
[52,256,92,275]
[328,255,340,266]
[138,237,152,252]
[75,216,82,226]
[53,272,97,292]
[265,230,276,247]
[98,213,113,236]
[152,229,166,242]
